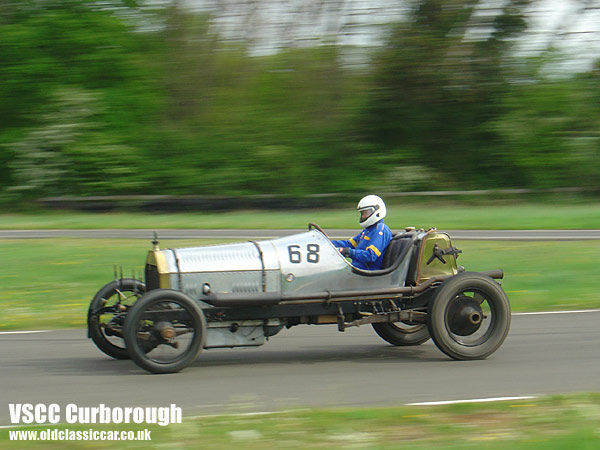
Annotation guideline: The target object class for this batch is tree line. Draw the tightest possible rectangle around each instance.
[1,0,599,206]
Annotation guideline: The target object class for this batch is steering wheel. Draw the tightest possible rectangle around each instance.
[308,222,329,239]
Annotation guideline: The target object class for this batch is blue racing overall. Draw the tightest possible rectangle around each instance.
[332,220,392,270]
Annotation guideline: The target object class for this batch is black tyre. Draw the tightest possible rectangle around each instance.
[427,272,511,360]
[372,322,430,346]
[88,278,145,360]
[124,289,206,374]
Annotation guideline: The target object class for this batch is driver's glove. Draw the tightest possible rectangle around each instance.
[340,247,351,257]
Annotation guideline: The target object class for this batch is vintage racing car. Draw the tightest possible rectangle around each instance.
[87,224,511,373]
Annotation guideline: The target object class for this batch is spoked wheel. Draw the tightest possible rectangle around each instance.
[124,289,206,374]
[372,321,430,346]
[88,278,145,360]
[427,272,511,360]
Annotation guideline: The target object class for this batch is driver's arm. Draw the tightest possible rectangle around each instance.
[342,225,391,265]
[331,232,361,250]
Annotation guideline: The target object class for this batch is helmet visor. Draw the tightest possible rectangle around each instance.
[359,207,376,223]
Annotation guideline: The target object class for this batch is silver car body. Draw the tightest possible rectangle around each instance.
[158,230,411,301]
[89,226,512,373]
[148,229,422,348]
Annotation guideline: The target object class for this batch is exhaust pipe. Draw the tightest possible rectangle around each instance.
[204,269,504,307]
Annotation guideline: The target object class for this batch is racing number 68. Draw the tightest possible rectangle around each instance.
[288,244,320,264]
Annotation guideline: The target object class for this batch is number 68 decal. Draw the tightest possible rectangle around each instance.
[287,244,320,264]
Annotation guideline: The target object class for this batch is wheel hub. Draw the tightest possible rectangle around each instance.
[447,295,484,336]
[154,321,176,341]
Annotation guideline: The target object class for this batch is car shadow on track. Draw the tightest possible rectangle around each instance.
[29,343,445,376]
[189,343,444,369]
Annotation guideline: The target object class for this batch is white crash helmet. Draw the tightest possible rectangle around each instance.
[357,195,386,228]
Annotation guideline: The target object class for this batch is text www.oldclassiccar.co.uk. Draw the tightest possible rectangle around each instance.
[9,428,151,441]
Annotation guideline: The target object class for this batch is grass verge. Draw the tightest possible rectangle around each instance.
[2,394,600,449]
[1,202,600,230]
[0,238,599,330]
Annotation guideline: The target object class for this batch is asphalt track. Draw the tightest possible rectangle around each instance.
[2,310,600,426]
[1,229,600,240]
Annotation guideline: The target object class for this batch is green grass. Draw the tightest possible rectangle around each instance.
[2,202,600,230]
[457,240,600,312]
[0,238,217,330]
[2,394,600,449]
[0,238,599,331]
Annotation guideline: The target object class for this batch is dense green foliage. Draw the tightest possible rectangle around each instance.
[1,0,599,202]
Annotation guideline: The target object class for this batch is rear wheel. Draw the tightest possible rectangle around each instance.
[88,278,145,360]
[427,272,510,360]
[124,289,206,374]
[372,322,430,346]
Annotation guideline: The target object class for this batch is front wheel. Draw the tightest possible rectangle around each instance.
[124,289,206,374]
[372,322,430,346]
[427,272,511,360]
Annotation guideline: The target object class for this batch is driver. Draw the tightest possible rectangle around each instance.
[332,195,392,271]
